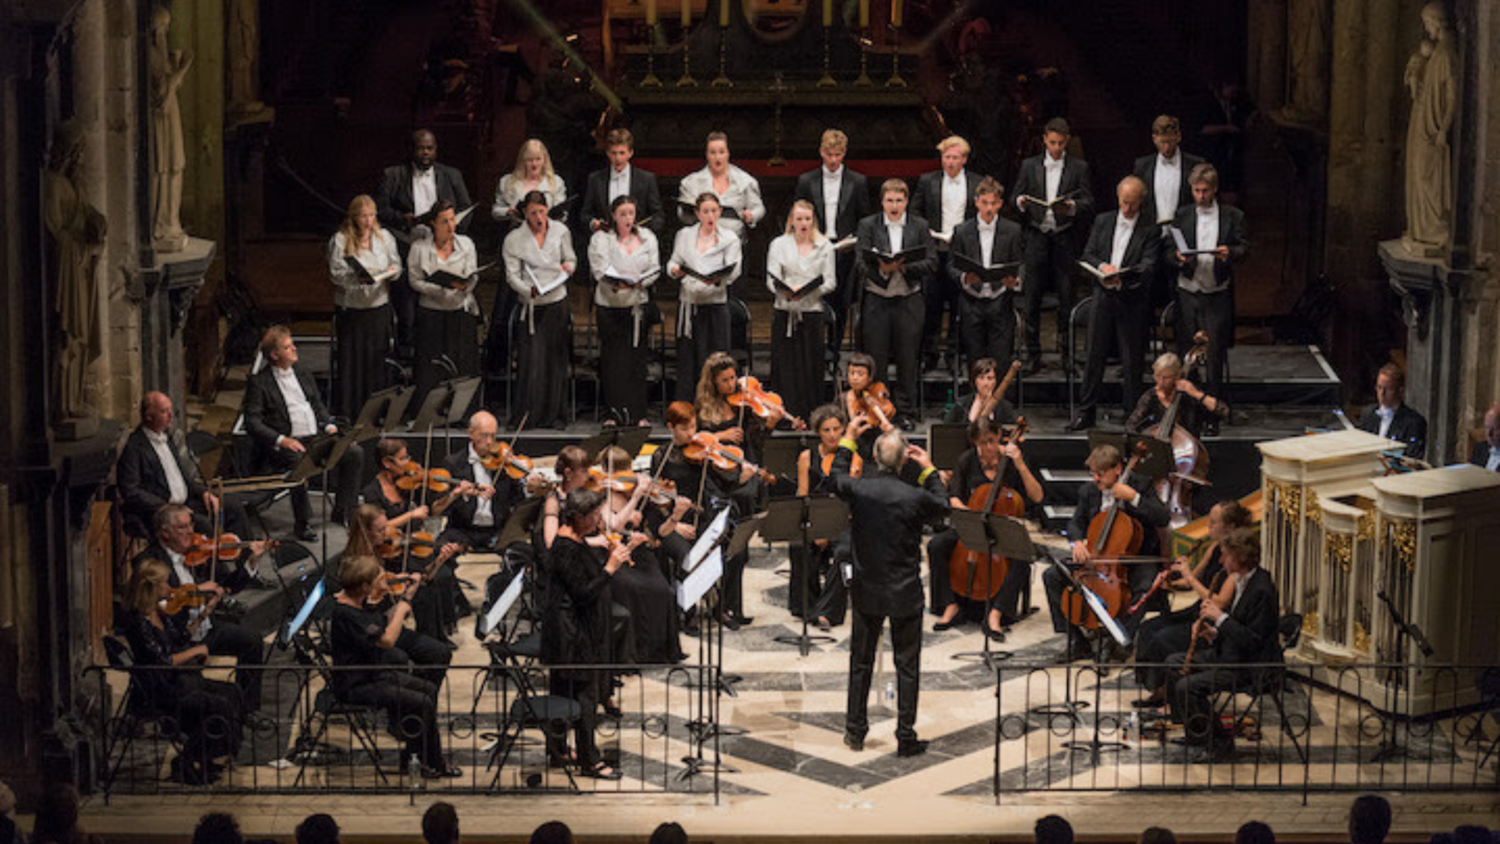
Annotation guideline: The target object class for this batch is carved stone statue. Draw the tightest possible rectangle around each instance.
[1279,0,1330,125]
[43,120,107,437]
[227,0,271,123]
[149,4,192,253]
[1402,1,1456,256]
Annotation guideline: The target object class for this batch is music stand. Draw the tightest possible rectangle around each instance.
[1043,558,1131,762]
[496,498,545,552]
[947,510,1033,667]
[1086,431,1173,480]
[760,435,805,483]
[283,426,368,563]
[675,548,738,782]
[578,426,652,461]
[928,422,970,471]
[409,382,457,436]
[351,386,415,439]
[762,496,846,656]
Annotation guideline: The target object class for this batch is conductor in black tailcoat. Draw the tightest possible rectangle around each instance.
[829,414,951,757]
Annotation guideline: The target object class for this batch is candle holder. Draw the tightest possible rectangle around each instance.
[885,24,906,88]
[853,34,873,86]
[817,27,836,88]
[642,26,663,87]
[676,36,697,86]
[711,26,733,87]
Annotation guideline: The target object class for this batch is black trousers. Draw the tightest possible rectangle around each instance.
[770,308,826,422]
[1134,603,1199,691]
[390,627,454,692]
[266,438,365,528]
[342,671,444,766]
[514,300,571,428]
[169,673,244,769]
[1042,559,1160,640]
[1168,660,1263,747]
[1021,228,1079,357]
[413,305,480,419]
[333,304,394,418]
[788,533,851,624]
[675,303,730,402]
[203,620,265,711]
[549,670,603,767]
[596,305,650,424]
[958,293,1018,373]
[1175,287,1232,396]
[846,609,922,743]
[1079,287,1149,415]
[926,528,1030,622]
[859,292,923,416]
[922,253,962,361]
[824,252,857,357]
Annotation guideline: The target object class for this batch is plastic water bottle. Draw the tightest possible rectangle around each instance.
[1125,712,1139,743]
[883,680,895,705]
[407,753,423,792]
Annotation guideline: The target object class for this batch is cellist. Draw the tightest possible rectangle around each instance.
[926,417,1043,639]
[1125,352,1227,440]
[1042,444,1170,662]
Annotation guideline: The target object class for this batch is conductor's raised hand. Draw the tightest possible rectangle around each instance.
[847,413,872,439]
[908,444,933,471]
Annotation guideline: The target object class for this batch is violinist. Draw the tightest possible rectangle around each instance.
[361,439,460,532]
[330,555,460,778]
[943,358,1019,428]
[438,411,528,550]
[135,503,267,710]
[587,193,660,427]
[538,445,600,552]
[767,199,837,421]
[119,558,244,784]
[1041,445,1169,663]
[1133,500,1252,707]
[843,353,896,461]
[1126,352,1228,441]
[668,193,743,402]
[926,417,1043,638]
[502,189,576,430]
[790,404,859,630]
[696,352,786,470]
[595,446,686,663]
[346,502,464,646]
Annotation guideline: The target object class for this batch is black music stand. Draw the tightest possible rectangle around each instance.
[578,426,652,462]
[760,435,805,483]
[496,498,545,552]
[927,422,970,471]
[947,510,1033,667]
[762,496,847,656]
[1370,590,1437,763]
[1040,559,1132,761]
[677,508,740,781]
[286,425,368,563]
[1087,431,1173,480]
[351,385,416,440]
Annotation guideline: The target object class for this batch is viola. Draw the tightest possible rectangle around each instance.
[481,442,535,481]
[163,584,216,615]
[393,460,454,495]
[184,533,265,568]
[947,419,1028,602]
[850,383,896,428]
[681,431,778,483]
[727,376,803,428]
[378,527,440,560]
[1062,441,1150,630]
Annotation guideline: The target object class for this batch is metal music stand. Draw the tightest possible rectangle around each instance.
[578,426,652,462]
[762,496,847,656]
[947,510,1033,667]
[409,383,457,436]
[351,385,415,440]
[927,422,970,471]
[760,435,806,483]
[1038,558,1132,761]
[285,424,369,562]
[1086,430,1174,479]
[496,498,546,552]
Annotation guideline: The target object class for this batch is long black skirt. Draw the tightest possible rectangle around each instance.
[674,302,729,401]
[597,304,650,424]
[611,544,682,663]
[334,304,394,418]
[413,305,480,415]
[514,300,571,428]
[770,308,825,422]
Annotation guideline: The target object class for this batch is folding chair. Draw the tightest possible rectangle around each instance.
[1066,295,1095,421]
[100,635,184,791]
[287,632,391,786]
[1211,612,1309,763]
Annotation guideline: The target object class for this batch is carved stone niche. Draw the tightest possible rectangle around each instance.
[137,236,216,411]
[1378,238,1468,463]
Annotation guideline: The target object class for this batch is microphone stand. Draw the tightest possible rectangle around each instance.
[1370,589,1436,763]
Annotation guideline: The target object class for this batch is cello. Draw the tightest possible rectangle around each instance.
[1152,331,1211,530]
[946,419,1029,602]
[1061,441,1150,630]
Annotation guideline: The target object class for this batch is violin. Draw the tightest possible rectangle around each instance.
[376,571,419,599]
[377,527,440,560]
[393,459,454,494]
[481,442,535,481]
[163,583,216,615]
[589,467,639,494]
[947,419,1028,602]
[849,383,896,428]
[1061,441,1150,630]
[603,529,651,566]
[681,431,778,483]
[727,376,803,428]
[184,533,266,568]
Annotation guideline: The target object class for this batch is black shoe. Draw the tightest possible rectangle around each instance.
[1203,419,1221,437]
[421,762,463,778]
[932,616,958,632]
[584,761,623,780]
[330,510,347,527]
[843,732,864,751]
[1066,412,1096,432]
[896,739,929,758]
[1132,693,1166,709]
[1060,632,1093,663]
[293,525,317,542]
[984,625,1007,642]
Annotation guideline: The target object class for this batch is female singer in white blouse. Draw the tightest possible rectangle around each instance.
[502,190,576,429]
[491,138,568,223]
[588,194,660,426]
[407,201,480,409]
[667,193,742,402]
[767,199,837,420]
[676,131,764,242]
[328,194,401,417]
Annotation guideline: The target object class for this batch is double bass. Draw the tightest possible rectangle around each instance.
[1152,331,1211,530]
[1061,441,1150,630]
[946,419,1028,602]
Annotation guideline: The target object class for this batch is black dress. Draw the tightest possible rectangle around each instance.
[541,537,614,767]
[787,449,853,626]
[120,612,243,775]
[1125,389,1227,440]
[359,479,463,640]
[609,538,683,663]
[650,440,753,618]
[329,600,446,767]
[926,447,1035,621]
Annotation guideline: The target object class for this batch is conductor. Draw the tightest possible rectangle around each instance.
[829,413,950,757]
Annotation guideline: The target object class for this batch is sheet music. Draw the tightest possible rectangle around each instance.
[684,508,730,573]
[1169,226,1215,257]
[479,570,526,638]
[677,548,723,611]
[525,264,570,296]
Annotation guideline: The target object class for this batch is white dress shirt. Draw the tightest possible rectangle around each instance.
[940,173,967,235]
[412,167,437,217]
[1486,446,1500,472]
[1185,201,1223,293]
[328,229,401,310]
[608,165,631,204]
[1110,212,1138,269]
[1376,405,1396,439]
[1041,154,1066,232]
[145,427,189,505]
[821,166,843,238]
[273,366,318,438]
[963,216,1013,300]
[1220,566,1260,625]
[978,217,997,267]
[766,235,837,331]
[166,547,213,640]
[468,445,496,527]
[1153,153,1183,223]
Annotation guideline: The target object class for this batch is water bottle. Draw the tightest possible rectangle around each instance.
[883,680,895,705]
[1125,712,1139,743]
[407,753,422,792]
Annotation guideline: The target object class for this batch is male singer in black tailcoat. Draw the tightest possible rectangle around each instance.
[829,413,950,757]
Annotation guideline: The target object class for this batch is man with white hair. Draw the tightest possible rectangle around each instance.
[828,413,950,757]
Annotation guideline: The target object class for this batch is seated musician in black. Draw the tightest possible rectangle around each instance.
[596,445,686,663]
[329,555,460,778]
[135,503,268,710]
[346,502,463,645]
[118,390,250,538]
[120,558,243,784]
[362,438,467,630]
[438,411,531,550]
[1132,499,1252,707]
[1167,528,1280,761]
[541,488,636,780]
[842,353,897,463]
[1042,444,1170,662]
[791,405,859,630]
[927,416,1044,638]
[943,358,1019,428]
[1125,352,1228,440]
